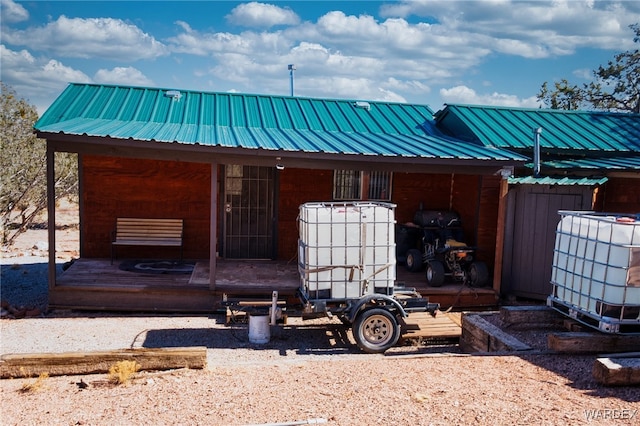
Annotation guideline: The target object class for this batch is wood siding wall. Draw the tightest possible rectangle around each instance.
[276,169,333,260]
[81,157,500,269]
[276,170,499,266]
[597,177,640,213]
[81,156,212,259]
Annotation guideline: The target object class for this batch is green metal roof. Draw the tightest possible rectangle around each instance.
[434,104,640,153]
[539,155,640,170]
[35,83,526,163]
[508,175,608,186]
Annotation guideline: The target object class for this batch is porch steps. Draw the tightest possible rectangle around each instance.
[399,311,462,343]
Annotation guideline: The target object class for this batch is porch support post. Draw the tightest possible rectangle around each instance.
[493,168,511,293]
[209,162,218,290]
[46,143,56,290]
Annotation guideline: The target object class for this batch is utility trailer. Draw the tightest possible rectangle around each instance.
[224,201,440,353]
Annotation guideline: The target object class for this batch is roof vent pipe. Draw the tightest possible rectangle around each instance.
[288,64,296,96]
[533,127,542,177]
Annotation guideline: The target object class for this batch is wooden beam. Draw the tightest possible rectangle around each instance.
[493,174,509,293]
[499,305,565,329]
[548,332,640,353]
[460,313,532,353]
[593,357,640,386]
[43,137,521,175]
[210,162,217,290]
[46,143,56,290]
[0,347,207,378]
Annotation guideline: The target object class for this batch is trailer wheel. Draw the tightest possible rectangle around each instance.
[405,249,423,272]
[468,261,489,287]
[426,260,445,287]
[352,308,400,353]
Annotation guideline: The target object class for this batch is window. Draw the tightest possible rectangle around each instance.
[333,170,392,201]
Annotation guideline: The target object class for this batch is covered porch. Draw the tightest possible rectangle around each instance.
[50,258,499,312]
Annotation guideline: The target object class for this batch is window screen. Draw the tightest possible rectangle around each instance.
[333,170,361,199]
[333,170,392,201]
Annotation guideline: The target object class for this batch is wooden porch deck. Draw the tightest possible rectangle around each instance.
[51,258,498,312]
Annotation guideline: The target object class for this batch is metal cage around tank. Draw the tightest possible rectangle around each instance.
[297,201,397,300]
[547,210,640,334]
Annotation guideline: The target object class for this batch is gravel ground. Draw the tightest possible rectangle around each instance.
[1,311,639,426]
[1,227,639,425]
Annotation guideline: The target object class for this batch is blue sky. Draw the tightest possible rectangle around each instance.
[2,0,639,115]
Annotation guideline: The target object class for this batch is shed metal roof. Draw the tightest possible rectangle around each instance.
[508,176,608,186]
[540,155,640,170]
[35,83,526,163]
[434,104,640,153]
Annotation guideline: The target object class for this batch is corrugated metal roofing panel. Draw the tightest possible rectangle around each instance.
[35,83,526,163]
[435,104,640,153]
[508,176,608,186]
[541,155,640,170]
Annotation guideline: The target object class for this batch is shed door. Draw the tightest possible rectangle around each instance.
[502,185,593,300]
[223,165,276,259]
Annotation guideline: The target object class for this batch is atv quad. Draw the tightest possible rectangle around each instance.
[404,210,489,287]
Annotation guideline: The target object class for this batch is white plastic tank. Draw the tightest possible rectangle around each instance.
[550,211,640,322]
[298,202,396,299]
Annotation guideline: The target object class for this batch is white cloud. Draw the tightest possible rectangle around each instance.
[3,0,639,113]
[440,85,542,108]
[94,67,155,87]
[0,45,91,114]
[168,8,490,102]
[0,0,28,24]
[226,2,300,28]
[381,0,640,57]
[572,68,593,80]
[2,16,169,61]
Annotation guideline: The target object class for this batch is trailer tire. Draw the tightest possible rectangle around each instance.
[352,308,400,353]
[468,261,489,287]
[426,260,445,287]
[405,249,423,272]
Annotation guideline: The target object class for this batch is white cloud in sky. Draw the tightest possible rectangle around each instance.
[94,67,155,87]
[0,45,91,88]
[226,2,300,28]
[2,15,168,61]
[381,0,638,54]
[0,44,91,113]
[0,0,28,23]
[440,85,541,108]
[1,0,639,113]
[572,68,593,80]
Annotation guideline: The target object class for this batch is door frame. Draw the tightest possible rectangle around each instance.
[221,164,279,259]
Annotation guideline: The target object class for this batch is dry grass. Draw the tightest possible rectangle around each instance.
[18,372,49,393]
[108,360,140,386]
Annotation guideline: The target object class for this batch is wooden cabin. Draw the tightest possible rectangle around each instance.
[35,84,528,312]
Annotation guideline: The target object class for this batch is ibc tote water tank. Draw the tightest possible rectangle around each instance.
[550,211,640,329]
[298,202,396,299]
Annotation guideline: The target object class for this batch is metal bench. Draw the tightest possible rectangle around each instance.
[111,218,184,264]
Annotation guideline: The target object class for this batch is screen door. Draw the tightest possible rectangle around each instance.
[223,165,275,259]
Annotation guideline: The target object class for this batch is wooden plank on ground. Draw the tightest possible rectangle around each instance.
[500,305,565,329]
[593,357,640,386]
[0,347,207,379]
[460,313,532,353]
[548,332,640,354]
[399,311,462,341]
